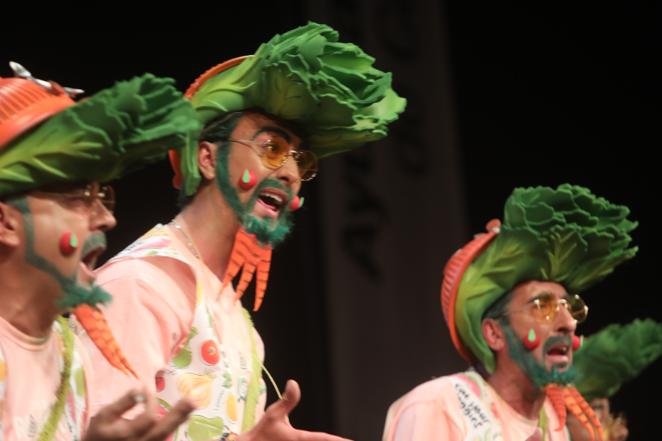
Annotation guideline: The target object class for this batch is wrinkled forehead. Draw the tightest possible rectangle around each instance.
[236,110,304,147]
[32,181,98,193]
[1,181,93,204]
[511,280,569,305]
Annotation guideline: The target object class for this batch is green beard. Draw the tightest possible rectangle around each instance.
[56,281,112,309]
[9,196,111,309]
[215,143,294,247]
[502,322,577,388]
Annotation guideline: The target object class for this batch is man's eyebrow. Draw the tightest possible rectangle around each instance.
[527,292,551,303]
[251,126,292,142]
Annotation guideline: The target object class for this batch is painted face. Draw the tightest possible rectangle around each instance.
[501,280,579,387]
[215,112,304,246]
[12,182,116,308]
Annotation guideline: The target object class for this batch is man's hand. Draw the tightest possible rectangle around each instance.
[240,380,352,441]
[84,388,194,441]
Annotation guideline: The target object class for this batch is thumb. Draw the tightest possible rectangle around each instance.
[266,379,301,420]
[94,388,147,422]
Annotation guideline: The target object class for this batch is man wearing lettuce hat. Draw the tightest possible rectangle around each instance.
[383,184,637,441]
[567,319,662,441]
[86,22,406,441]
[0,63,199,440]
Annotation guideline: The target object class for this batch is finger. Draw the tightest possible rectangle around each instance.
[94,388,147,422]
[142,387,158,415]
[265,379,301,420]
[143,398,195,441]
[118,388,161,439]
[120,412,158,440]
[129,388,172,438]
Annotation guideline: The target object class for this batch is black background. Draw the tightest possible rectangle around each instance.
[2,1,659,439]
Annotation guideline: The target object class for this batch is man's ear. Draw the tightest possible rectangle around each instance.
[482,318,506,352]
[198,141,219,181]
[0,201,22,248]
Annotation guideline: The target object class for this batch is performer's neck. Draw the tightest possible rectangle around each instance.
[487,364,546,420]
[178,185,239,280]
[0,270,59,338]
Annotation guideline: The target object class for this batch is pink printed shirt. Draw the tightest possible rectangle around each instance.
[383,371,569,441]
[79,224,266,440]
[0,317,91,441]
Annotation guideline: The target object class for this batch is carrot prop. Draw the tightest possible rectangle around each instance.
[222,228,272,311]
[566,386,604,441]
[545,384,567,431]
[73,304,137,378]
[545,384,603,441]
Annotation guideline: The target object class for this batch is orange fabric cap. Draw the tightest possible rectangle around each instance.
[0,77,74,149]
[169,56,247,189]
[440,219,500,362]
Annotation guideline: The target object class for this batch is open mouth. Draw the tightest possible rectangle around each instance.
[545,342,571,365]
[255,189,288,218]
[77,245,106,284]
[81,246,105,271]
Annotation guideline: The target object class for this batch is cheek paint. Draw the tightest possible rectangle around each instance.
[523,328,541,351]
[572,334,582,351]
[289,196,304,211]
[238,169,257,190]
[59,232,79,256]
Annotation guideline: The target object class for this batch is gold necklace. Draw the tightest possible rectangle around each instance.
[170,220,201,260]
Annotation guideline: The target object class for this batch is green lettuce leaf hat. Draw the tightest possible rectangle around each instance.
[0,62,200,197]
[170,21,407,196]
[573,319,662,400]
[441,184,638,373]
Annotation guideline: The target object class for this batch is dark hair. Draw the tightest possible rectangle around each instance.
[200,112,244,145]
[177,112,244,207]
[483,291,514,323]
